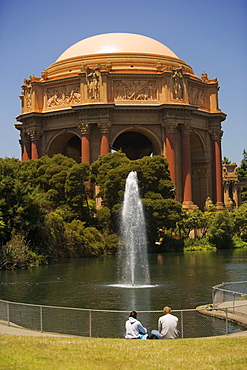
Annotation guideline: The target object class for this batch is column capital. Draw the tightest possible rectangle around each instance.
[78,123,91,135]
[180,123,193,135]
[162,122,178,134]
[28,129,42,141]
[97,121,112,134]
[209,128,223,140]
[20,130,31,143]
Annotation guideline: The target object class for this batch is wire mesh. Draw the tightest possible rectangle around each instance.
[0,299,245,338]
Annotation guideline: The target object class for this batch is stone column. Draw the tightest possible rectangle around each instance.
[163,122,177,186]
[78,123,91,163]
[210,127,224,209]
[28,129,42,159]
[21,131,31,161]
[181,123,194,207]
[97,121,112,156]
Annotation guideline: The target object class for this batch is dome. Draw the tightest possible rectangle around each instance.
[56,33,179,62]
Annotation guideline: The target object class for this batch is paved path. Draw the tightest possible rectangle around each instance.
[0,320,76,337]
[197,300,247,337]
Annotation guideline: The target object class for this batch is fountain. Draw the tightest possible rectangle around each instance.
[118,171,150,287]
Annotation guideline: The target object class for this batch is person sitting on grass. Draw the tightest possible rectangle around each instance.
[158,306,179,339]
[125,311,148,339]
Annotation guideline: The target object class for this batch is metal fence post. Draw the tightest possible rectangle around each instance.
[180,310,184,338]
[89,309,92,338]
[40,306,43,332]
[225,308,228,335]
[233,293,235,314]
[7,302,9,326]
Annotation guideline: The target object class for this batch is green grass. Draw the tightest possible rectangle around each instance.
[0,335,247,369]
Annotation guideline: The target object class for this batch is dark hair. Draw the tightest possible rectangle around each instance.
[129,311,137,319]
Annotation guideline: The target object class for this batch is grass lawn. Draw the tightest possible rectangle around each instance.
[0,335,247,369]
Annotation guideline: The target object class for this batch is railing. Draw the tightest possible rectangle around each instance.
[212,281,247,317]
[0,298,245,338]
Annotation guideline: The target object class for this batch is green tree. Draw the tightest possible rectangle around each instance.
[232,203,247,241]
[237,149,247,203]
[208,211,234,248]
[64,162,91,222]
[64,220,105,257]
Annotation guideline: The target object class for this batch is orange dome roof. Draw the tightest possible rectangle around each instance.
[56,33,179,61]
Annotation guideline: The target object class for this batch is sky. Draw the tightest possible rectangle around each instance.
[0,0,246,165]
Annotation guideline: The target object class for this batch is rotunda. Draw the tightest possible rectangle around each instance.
[15,33,226,210]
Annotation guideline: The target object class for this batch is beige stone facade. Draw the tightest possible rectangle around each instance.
[15,33,226,210]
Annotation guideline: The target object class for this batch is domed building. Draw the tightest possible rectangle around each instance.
[15,33,226,210]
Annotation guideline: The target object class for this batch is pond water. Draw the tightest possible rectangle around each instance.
[0,249,246,311]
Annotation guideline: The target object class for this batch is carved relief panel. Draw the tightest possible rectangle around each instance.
[188,86,205,107]
[45,84,81,108]
[113,80,157,101]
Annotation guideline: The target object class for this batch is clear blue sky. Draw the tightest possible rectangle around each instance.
[0,0,246,165]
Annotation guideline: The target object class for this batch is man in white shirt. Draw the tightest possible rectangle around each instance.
[158,306,179,339]
[125,311,148,339]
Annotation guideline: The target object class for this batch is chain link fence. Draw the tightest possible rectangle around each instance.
[0,298,244,338]
[212,281,247,317]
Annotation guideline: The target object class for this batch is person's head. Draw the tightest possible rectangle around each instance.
[163,306,171,315]
[129,311,137,319]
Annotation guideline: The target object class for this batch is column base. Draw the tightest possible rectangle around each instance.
[215,202,225,211]
[182,201,199,212]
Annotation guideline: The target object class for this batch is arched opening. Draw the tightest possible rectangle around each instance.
[48,133,81,163]
[112,131,154,160]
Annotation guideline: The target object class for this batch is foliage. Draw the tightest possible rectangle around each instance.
[104,233,119,254]
[232,203,247,241]
[183,237,216,251]
[208,211,235,248]
[237,149,247,203]
[0,234,45,269]
[64,220,105,257]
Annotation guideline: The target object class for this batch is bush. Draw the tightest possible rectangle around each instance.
[0,234,45,269]
[104,233,119,254]
[183,237,216,251]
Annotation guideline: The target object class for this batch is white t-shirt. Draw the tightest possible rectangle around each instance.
[158,313,178,339]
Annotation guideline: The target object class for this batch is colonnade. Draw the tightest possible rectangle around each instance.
[20,120,224,208]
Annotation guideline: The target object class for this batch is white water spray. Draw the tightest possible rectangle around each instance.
[118,171,150,286]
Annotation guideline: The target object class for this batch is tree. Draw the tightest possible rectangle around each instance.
[237,149,247,203]
[232,203,247,241]
[208,211,235,248]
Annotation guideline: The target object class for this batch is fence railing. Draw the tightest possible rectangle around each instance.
[212,281,247,317]
[0,298,245,338]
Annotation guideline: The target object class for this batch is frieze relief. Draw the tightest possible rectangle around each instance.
[113,80,157,101]
[188,86,204,107]
[46,84,81,107]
